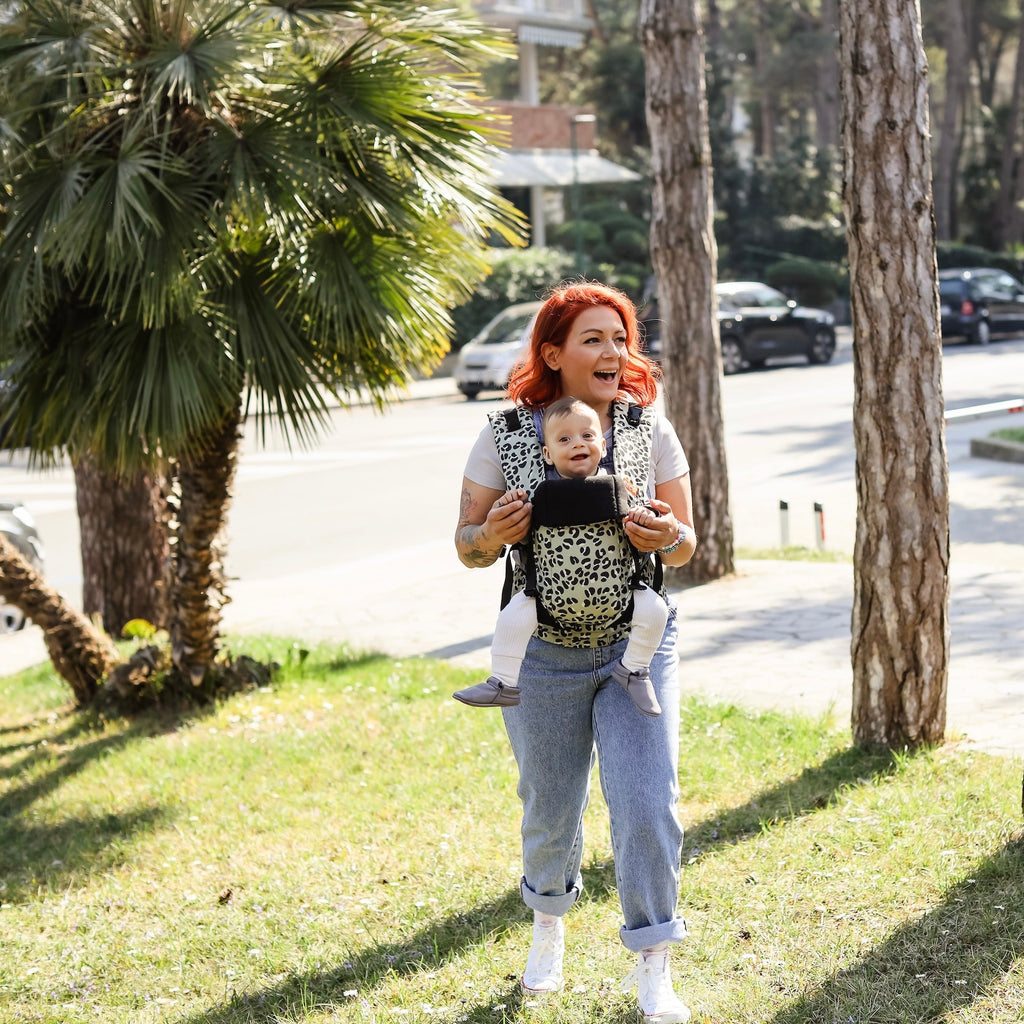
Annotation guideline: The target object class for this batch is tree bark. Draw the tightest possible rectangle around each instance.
[641,0,734,583]
[839,0,950,751]
[169,402,242,688]
[933,0,969,240]
[74,457,170,636]
[0,533,118,704]
[995,12,1024,250]
[815,0,840,152]
[754,0,776,158]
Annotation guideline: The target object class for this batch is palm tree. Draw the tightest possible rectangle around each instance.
[0,0,518,704]
[0,534,117,705]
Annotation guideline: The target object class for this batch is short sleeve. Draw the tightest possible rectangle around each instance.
[463,422,507,491]
[652,412,689,485]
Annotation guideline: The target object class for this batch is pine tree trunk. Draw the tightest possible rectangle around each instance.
[169,402,242,688]
[641,0,734,583]
[839,0,950,751]
[754,0,775,158]
[74,457,170,636]
[933,0,968,240]
[995,13,1024,249]
[815,0,840,152]
[0,533,118,705]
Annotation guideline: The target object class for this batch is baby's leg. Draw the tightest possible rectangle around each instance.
[453,591,537,708]
[612,589,670,717]
[621,588,670,673]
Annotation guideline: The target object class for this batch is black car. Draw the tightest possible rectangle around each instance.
[640,282,837,373]
[715,282,837,373]
[0,499,44,632]
[937,267,1024,345]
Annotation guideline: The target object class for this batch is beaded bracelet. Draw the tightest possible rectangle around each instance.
[658,525,689,555]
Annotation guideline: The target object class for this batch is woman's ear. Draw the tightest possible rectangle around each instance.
[541,343,560,370]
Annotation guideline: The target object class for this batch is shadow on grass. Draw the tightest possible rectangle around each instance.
[767,833,1024,1024]
[0,710,182,901]
[683,745,902,858]
[172,861,620,1024]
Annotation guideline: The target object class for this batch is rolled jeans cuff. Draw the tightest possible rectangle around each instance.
[520,875,582,918]
[619,915,689,952]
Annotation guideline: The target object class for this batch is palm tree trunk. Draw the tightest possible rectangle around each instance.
[169,401,242,689]
[0,533,118,705]
[74,457,171,636]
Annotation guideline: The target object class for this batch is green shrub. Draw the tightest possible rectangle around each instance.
[937,242,1021,275]
[765,258,846,307]
[449,247,573,348]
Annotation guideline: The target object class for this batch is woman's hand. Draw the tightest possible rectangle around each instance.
[623,497,680,553]
[456,480,532,568]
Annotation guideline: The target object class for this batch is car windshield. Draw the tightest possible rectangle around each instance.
[716,284,789,310]
[477,312,536,346]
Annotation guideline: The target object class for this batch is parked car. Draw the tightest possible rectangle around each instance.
[454,301,542,400]
[937,267,1024,345]
[715,282,836,374]
[640,282,837,373]
[0,499,44,633]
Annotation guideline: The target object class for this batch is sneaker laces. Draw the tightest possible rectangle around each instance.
[522,918,564,992]
[621,948,690,1021]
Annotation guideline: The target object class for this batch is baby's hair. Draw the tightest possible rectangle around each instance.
[542,396,600,441]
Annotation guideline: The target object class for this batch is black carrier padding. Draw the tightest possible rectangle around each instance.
[530,475,632,528]
[502,408,523,432]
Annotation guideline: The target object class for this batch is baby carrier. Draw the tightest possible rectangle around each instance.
[489,399,665,648]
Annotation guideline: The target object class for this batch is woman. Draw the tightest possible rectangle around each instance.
[454,281,697,1023]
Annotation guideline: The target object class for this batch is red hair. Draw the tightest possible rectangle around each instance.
[507,280,661,409]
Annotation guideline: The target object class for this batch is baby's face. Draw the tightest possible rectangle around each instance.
[542,409,605,478]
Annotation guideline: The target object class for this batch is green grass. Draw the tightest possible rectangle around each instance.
[2,638,1022,1024]
[735,545,851,563]
[990,426,1024,444]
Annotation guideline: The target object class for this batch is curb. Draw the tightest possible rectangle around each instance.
[970,437,1024,464]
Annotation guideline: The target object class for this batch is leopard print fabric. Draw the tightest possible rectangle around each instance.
[488,400,665,649]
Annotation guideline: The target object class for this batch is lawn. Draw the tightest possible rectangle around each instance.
[1,638,1022,1023]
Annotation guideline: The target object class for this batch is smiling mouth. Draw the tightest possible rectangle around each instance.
[594,371,617,381]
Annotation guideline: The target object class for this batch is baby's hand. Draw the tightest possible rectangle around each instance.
[625,505,659,528]
[497,488,529,507]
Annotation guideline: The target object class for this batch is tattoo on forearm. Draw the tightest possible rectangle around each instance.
[457,488,498,566]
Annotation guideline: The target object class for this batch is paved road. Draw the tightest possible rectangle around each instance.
[2,332,1023,760]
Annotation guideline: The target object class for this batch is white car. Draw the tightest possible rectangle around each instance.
[454,301,542,400]
[0,499,44,633]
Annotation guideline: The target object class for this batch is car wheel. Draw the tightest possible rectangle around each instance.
[971,319,991,345]
[458,386,481,400]
[807,328,836,365]
[720,337,745,375]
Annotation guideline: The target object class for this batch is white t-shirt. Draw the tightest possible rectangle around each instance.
[463,406,689,500]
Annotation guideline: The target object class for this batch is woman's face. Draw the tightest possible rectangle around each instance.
[541,305,628,411]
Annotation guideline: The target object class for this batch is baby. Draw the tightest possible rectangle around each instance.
[453,397,670,716]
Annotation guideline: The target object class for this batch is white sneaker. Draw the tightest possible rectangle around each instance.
[521,916,564,993]
[621,946,691,1023]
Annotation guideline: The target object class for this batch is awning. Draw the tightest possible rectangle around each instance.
[488,148,642,188]
[518,24,585,47]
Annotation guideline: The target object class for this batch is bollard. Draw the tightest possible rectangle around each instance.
[779,499,790,547]
[813,502,825,550]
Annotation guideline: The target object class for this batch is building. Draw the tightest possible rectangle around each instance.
[474,0,641,246]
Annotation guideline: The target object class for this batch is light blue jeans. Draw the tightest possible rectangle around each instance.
[502,614,688,952]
